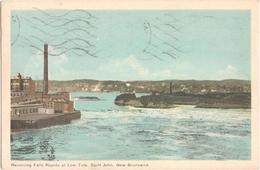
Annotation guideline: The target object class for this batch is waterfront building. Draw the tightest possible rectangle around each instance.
[11,103,43,116]
[11,44,77,117]
[11,73,35,97]
[10,73,75,116]
[11,76,75,116]
[10,44,81,131]
[42,97,74,113]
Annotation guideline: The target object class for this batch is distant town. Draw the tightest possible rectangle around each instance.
[34,79,250,94]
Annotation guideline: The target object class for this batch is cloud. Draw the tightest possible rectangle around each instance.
[97,55,174,80]
[22,47,69,80]
[217,64,242,79]
[49,53,68,80]
[115,55,150,77]
[22,51,43,79]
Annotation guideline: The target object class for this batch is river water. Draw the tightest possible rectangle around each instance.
[11,92,251,160]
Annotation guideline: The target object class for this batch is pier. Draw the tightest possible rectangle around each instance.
[11,111,81,131]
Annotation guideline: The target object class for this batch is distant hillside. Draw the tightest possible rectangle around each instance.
[34,79,251,94]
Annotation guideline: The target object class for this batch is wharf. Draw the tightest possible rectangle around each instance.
[11,111,81,131]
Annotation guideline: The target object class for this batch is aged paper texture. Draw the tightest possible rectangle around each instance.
[1,0,259,169]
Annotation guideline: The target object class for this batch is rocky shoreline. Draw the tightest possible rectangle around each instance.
[114,92,251,109]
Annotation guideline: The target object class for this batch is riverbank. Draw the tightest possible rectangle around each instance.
[11,111,81,131]
[114,92,251,109]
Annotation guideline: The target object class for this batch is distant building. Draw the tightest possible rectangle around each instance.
[200,89,207,94]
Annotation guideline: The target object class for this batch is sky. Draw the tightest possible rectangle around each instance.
[11,10,250,81]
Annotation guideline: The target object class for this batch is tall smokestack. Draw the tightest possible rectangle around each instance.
[170,82,172,94]
[43,43,48,94]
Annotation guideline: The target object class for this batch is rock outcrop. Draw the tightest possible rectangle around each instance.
[115,92,251,109]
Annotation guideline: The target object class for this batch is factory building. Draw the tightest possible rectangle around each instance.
[10,73,35,97]
[11,103,43,116]
[11,44,76,116]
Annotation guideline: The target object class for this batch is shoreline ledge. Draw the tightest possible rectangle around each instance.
[73,96,100,101]
[11,111,81,132]
[114,92,251,109]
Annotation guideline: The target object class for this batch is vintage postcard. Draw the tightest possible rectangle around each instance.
[1,0,259,169]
